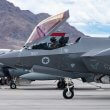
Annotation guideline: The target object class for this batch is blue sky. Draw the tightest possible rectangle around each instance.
[7,0,110,37]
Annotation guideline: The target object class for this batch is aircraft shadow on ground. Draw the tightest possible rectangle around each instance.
[76,95,110,100]
[13,86,110,91]
[75,87,110,91]
[16,87,59,91]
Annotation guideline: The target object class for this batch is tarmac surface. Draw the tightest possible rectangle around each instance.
[0,80,110,110]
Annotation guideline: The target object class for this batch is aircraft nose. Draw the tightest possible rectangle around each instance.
[0,50,20,67]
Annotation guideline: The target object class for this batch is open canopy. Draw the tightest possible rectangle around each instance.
[24,10,69,47]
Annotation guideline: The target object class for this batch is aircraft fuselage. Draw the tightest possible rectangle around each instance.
[0,37,110,77]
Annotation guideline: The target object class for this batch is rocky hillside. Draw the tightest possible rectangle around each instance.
[0,0,86,49]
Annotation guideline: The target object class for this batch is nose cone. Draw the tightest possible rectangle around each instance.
[0,49,11,55]
[0,50,20,67]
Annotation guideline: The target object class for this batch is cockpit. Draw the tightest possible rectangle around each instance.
[31,32,69,50]
[24,10,82,50]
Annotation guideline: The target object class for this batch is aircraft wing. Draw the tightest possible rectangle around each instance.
[31,65,86,79]
[25,10,69,47]
[81,49,105,57]
[81,48,110,74]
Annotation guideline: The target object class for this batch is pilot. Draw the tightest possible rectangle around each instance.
[50,37,58,49]
[58,36,69,47]
[32,43,48,50]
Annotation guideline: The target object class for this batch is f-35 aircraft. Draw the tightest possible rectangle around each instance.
[0,10,110,99]
[0,34,70,89]
[0,42,66,89]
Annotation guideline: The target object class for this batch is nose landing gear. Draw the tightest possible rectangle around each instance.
[63,78,74,99]
[10,81,16,89]
[9,78,17,89]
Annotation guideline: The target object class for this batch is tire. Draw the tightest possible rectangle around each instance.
[0,79,2,85]
[63,88,74,99]
[10,82,16,89]
[57,81,66,89]
[81,77,87,82]
[1,78,6,85]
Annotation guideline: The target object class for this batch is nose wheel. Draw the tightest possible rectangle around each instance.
[63,87,74,99]
[10,82,16,89]
[63,78,74,99]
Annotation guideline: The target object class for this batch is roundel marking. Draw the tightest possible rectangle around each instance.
[42,57,50,64]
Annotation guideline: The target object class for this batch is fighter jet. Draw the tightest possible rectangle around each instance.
[0,39,66,89]
[0,10,71,89]
[0,10,110,99]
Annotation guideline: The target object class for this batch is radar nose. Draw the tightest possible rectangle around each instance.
[0,50,20,67]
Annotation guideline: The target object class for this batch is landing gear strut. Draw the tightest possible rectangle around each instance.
[57,79,66,89]
[63,78,74,99]
[2,67,17,89]
[9,78,17,89]
[0,77,7,85]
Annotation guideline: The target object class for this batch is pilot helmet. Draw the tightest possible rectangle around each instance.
[50,37,56,42]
